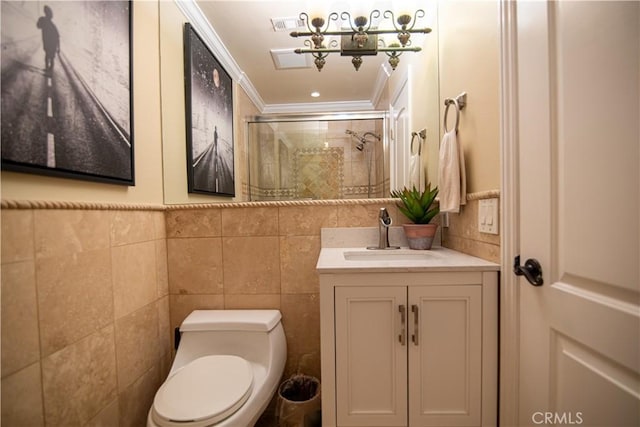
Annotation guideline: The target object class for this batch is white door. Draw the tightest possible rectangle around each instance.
[516,2,640,426]
[390,75,411,189]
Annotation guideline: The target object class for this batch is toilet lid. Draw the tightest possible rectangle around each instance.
[153,355,254,424]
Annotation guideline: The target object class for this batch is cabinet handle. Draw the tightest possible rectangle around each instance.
[411,304,419,345]
[399,305,406,346]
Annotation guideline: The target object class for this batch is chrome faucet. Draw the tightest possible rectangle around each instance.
[367,208,401,250]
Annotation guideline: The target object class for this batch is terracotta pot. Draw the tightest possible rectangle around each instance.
[402,223,438,250]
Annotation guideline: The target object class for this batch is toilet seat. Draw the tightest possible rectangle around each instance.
[152,355,254,425]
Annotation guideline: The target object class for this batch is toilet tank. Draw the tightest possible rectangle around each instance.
[172,310,285,372]
[180,310,282,332]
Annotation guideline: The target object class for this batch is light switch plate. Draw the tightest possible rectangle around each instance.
[478,198,499,234]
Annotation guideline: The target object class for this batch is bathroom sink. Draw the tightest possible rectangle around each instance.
[343,249,433,262]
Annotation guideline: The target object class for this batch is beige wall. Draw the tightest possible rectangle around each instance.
[0,1,258,206]
[408,0,441,189]
[384,0,500,194]
[159,1,257,204]
[436,0,501,259]
[384,0,441,190]
[1,0,500,201]
[1,1,164,205]
[383,0,501,260]
[414,5,442,190]
[438,0,501,193]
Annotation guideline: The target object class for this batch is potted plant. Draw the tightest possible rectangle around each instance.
[390,183,439,250]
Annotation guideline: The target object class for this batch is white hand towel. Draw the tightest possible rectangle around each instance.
[438,129,467,213]
[409,134,424,190]
[409,152,422,189]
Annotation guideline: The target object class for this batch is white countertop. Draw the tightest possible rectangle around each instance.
[316,227,500,273]
[316,246,500,273]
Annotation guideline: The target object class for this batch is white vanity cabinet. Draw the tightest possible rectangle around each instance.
[318,266,498,427]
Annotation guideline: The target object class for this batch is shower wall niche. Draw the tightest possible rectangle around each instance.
[247,114,388,201]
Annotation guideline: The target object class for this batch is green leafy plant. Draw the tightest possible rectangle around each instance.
[390,183,439,224]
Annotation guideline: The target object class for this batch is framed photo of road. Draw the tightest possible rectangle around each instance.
[183,23,235,196]
[0,1,134,185]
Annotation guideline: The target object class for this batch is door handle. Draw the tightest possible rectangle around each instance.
[399,305,406,346]
[411,304,419,345]
[514,255,544,286]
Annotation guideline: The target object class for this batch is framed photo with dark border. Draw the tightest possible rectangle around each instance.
[1,1,134,185]
[183,22,235,196]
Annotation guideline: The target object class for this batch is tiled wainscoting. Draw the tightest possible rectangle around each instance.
[164,201,403,381]
[441,193,501,263]
[1,207,170,426]
[1,194,498,426]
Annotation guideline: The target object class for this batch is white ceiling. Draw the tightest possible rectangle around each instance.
[190,0,423,113]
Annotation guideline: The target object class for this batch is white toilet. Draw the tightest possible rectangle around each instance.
[148,310,287,427]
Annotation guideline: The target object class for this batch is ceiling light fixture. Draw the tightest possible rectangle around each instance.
[290,9,431,72]
[311,91,320,97]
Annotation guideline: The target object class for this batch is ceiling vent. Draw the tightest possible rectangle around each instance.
[271,16,305,32]
[270,49,313,70]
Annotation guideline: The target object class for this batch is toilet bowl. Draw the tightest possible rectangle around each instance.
[148,310,287,427]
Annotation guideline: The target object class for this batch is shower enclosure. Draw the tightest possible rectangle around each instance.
[247,113,388,201]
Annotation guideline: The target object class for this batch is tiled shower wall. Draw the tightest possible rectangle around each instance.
[1,196,498,426]
[247,119,387,200]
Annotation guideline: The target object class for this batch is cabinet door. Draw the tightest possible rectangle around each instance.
[408,285,482,426]
[335,286,408,426]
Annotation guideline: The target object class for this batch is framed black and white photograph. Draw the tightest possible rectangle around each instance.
[184,23,235,196]
[1,1,134,185]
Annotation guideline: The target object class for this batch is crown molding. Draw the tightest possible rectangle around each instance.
[175,0,266,112]
[261,100,375,114]
[371,63,393,108]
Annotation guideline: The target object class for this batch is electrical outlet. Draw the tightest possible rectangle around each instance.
[478,198,499,234]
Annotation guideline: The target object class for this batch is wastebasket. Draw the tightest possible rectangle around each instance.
[276,374,321,427]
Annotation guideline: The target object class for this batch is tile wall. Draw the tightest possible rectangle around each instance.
[164,201,401,381]
[1,208,170,426]
[247,119,387,201]
[440,195,501,263]
[1,196,498,426]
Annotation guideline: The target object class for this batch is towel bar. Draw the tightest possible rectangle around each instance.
[444,92,467,133]
[410,128,426,155]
